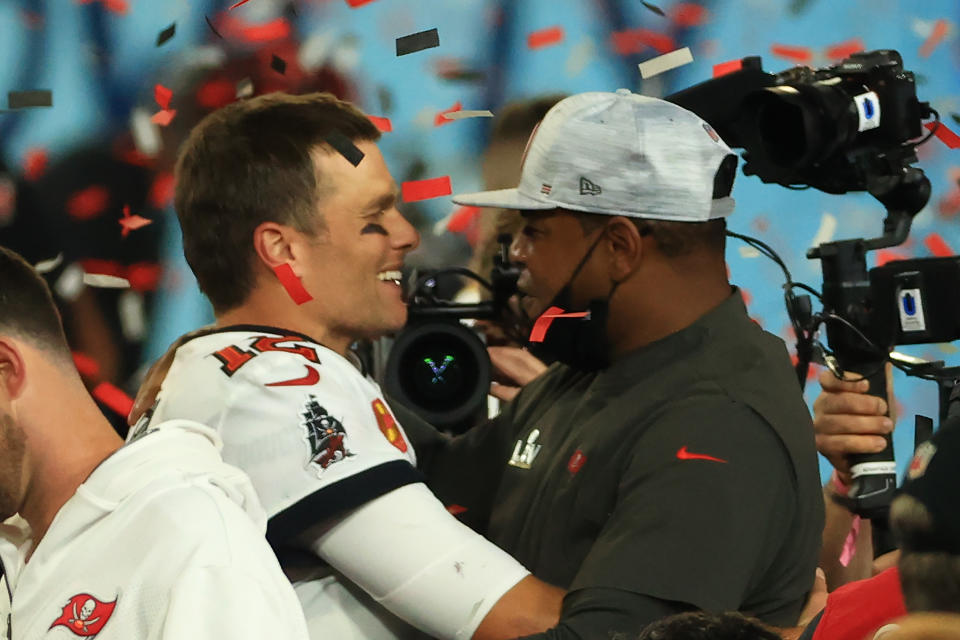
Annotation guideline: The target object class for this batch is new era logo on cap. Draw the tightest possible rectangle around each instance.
[579,177,602,195]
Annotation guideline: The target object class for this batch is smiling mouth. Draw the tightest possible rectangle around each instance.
[376,270,402,287]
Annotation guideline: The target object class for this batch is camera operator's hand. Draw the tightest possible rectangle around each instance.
[488,346,547,402]
[812,364,895,483]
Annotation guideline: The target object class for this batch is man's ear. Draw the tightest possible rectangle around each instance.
[0,338,28,403]
[252,222,308,272]
[603,216,643,281]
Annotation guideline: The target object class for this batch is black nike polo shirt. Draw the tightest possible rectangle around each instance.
[407,289,825,633]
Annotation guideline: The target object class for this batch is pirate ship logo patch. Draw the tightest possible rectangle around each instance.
[301,395,353,473]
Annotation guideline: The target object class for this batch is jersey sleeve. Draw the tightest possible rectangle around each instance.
[162,566,309,640]
[568,395,798,614]
[149,338,423,547]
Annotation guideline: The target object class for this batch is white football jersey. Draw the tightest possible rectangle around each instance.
[0,421,309,640]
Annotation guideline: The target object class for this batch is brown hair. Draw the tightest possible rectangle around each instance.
[0,246,71,361]
[174,91,380,313]
[892,493,960,613]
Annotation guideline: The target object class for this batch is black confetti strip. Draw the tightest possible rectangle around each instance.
[8,90,52,109]
[156,22,176,46]
[396,28,440,56]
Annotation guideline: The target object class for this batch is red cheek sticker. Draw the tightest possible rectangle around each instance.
[273,264,314,305]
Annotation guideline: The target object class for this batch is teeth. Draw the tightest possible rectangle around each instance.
[377,270,402,285]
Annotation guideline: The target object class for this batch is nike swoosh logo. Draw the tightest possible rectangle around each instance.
[676,446,727,463]
[266,365,320,387]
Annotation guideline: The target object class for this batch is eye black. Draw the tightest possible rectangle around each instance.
[361,223,388,235]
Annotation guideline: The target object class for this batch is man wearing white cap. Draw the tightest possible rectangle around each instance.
[412,90,825,638]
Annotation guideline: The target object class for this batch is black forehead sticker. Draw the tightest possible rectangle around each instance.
[8,90,52,109]
[156,22,176,46]
[325,131,365,167]
[396,28,440,56]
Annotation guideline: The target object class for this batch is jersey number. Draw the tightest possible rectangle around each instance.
[212,335,321,377]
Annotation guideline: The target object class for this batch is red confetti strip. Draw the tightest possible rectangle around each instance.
[825,37,865,60]
[669,2,709,27]
[402,176,452,202]
[740,288,752,307]
[22,148,48,181]
[874,249,909,267]
[529,307,590,343]
[610,28,676,55]
[434,101,463,127]
[527,26,564,50]
[151,109,177,127]
[80,260,162,292]
[119,205,153,238]
[72,352,101,379]
[924,232,954,257]
[924,121,960,149]
[102,0,128,13]
[367,115,393,132]
[712,58,743,77]
[154,84,173,110]
[149,172,176,209]
[228,0,253,8]
[92,382,134,418]
[218,14,290,43]
[273,263,313,305]
[770,44,814,64]
[345,0,377,6]
[937,187,960,218]
[67,185,110,221]
[446,206,481,233]
[196,78,236,110]
[919,19,949,58]
[446,504,468,515]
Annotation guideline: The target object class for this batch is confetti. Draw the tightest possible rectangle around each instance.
[8,90,52,109]
[236,77,255,98]
[396,28,440,56]
[527,26,564,50]
[770,44,814,64]
[67,185,110,220]
[119,205,153,238]
[924,121,960,149]
[324,131,365,167]
[196,79,235,110]
[611,28,675,55]
[271,54,287,75]
[951,113,960,127]
[670,3,709,27]
[102,0,128,13]
[345,0,377,6]
[205,15,224,39]
[22,148,48,181]
[156,22,176,47]
[220,15,290,42]
[446,206,481,234]
[274,263,313,304]
[825,38,865,60]
[154,84,173,110]
[924,232,954,257]
[641,1,666,17]
[738,245,761,259]
[149,172,176,209]
[92,382,134,417]
[529,307,589,343]
[34,253,64,274]
[565,36,596,77]
[874,249,909,267]
[446,504,468,515]
[402,176,452,202]
[72,352,101,379]
[638,46,693,79]
[367,115,393,132]
[434,101,463,126]
[810,212,837,248]
[83,273,132,289]
[712,58,743,77]
[228,0,253,8]
[919,18,949,58]
[442,110,494,120]
[151,109,177,126]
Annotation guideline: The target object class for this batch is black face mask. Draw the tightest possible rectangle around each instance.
[526,231,619,372]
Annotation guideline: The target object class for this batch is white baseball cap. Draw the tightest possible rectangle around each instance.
[453,89,737,222]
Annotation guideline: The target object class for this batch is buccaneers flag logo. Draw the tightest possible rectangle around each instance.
[49,593,117,637]
[372,399,407,453]
[301,395,353,471]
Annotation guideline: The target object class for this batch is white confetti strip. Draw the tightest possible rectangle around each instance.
[738,245,761,259]
[83,273,131,289]
[810,212,837,248]
[34,252,63,274]
[638,46,694,79]
[443,110,494,120]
